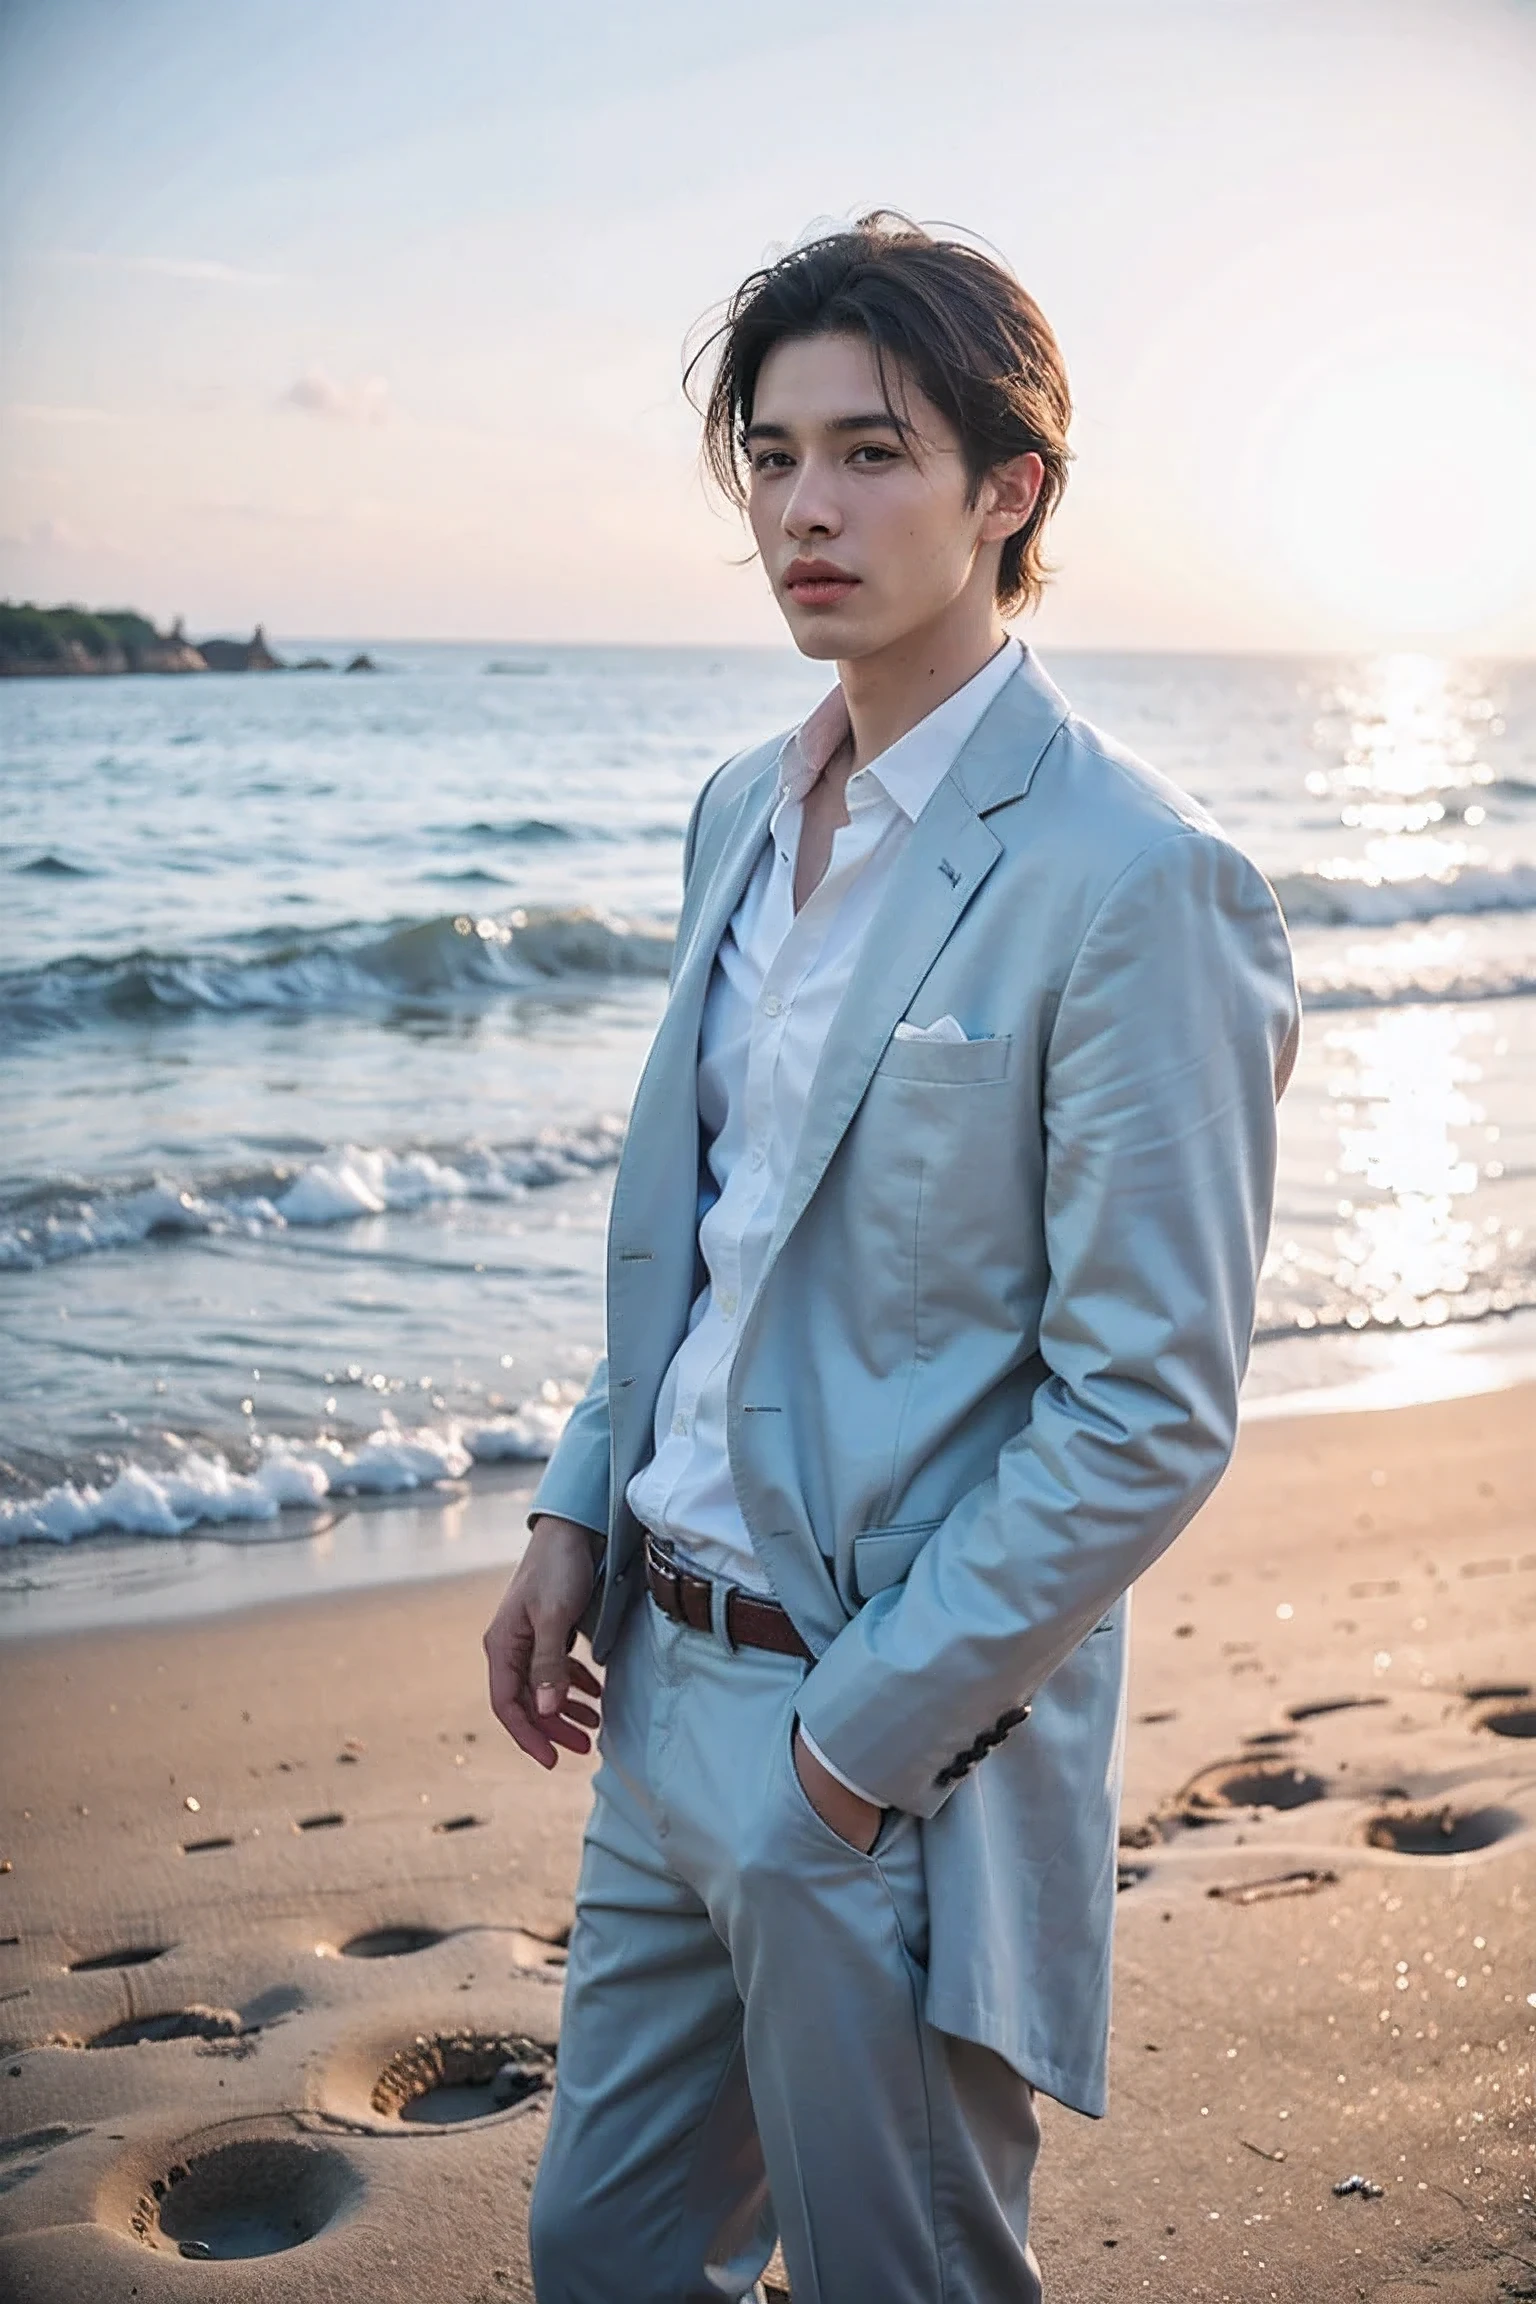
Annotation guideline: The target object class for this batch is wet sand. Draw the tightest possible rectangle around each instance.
[1,1387,1532,2302]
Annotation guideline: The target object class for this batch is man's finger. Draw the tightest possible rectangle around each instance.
[528,1626,574,1717]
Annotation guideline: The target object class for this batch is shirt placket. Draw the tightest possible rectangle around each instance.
[738,779,895,1291]
[653,779,894,1488]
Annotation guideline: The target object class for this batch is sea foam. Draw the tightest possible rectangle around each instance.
[0,1121,625,1271]
[0,1391,577,1546]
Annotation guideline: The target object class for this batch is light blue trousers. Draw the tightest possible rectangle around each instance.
[529,1594,1044,2303]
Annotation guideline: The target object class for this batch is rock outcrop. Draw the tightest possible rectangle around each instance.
[198,624,285,673]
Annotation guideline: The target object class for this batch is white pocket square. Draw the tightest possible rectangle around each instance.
[892,1013,970,1044]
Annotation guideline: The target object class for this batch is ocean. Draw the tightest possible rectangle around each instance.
[4,642,1535,1616]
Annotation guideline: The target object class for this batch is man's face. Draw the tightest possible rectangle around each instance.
[745,330,1005,663]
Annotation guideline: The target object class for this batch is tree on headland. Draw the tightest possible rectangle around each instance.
[0,603,289,677]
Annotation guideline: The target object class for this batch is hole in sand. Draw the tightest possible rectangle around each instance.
[371,2032,555,2125]
[1463,1680,1532,1704]
[1181,1760,1329,1819]
[89,2008,246,2050]
[1285,1696,1388,1722]
[67,1945,169,1974]
[180,1835,236,1856]
[1362,1803,1523,1856]
[1474,1704,1536,1740]
[1241,1729,1300,1749]
[295,1813,344,1832]
[432,1814,485,1835]
[134,2137,360,2258]
[1116,1864,1150,1892]
[339,1927,445,1960]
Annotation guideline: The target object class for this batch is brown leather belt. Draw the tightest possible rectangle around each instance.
[645,1535,813,1661]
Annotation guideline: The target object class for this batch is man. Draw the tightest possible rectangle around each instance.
[485,212,1298,2303]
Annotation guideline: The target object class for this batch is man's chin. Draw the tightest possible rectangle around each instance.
[779,604,886,664]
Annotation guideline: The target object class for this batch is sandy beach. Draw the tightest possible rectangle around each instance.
[1,1387,1532,2303]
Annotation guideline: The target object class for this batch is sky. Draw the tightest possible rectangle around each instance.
[2,0,1534,653]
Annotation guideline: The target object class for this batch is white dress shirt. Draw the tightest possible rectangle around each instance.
[625,637,1022,1791]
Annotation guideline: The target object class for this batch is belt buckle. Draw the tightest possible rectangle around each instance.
[646,1536,681,1617]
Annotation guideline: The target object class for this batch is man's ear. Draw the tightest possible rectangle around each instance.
[982,451,1045,541]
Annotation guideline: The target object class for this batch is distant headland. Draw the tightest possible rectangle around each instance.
[0,602,377,678]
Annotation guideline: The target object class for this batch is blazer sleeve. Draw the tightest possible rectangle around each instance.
[793,828,1299,1818]
[526,761,729,1542]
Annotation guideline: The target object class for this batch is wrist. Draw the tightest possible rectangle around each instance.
[529,1512,604,1557]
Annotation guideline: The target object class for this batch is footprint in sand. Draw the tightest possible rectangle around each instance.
[1178,1758,1329,1823]
[371,2031,555,2126]
[432,1813,486,1835]
[338,1926,445,1959]
[1361,1802,1524,1855]
[1473,1701,1536,1739]
[129,2136,361,2259]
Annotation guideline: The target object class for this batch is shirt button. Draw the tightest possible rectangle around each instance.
[750,1148,766,1170]
[671,1413,688,1437]
[762,993,783,1017]
[718,1290,737,1317]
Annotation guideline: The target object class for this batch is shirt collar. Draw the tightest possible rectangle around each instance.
[776,636,1023,823]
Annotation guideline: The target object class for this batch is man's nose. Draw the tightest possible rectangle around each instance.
[783,460,841,538]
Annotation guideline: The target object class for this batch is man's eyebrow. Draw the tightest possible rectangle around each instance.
[742,410,906,443]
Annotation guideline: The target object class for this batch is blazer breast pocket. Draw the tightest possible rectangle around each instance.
[874,1032,1013,1085]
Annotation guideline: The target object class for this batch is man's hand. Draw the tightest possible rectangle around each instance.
[484,1515,603,1769]
[793,1724,883,1854]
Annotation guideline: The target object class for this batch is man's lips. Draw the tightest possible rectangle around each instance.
[783,562,860,607]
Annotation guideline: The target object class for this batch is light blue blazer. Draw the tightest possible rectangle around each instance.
[533,646,1299,2116]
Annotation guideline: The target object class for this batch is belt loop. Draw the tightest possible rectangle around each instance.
[709,1574,737,1653]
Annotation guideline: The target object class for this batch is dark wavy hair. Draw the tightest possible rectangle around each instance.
[686,212,1074,617]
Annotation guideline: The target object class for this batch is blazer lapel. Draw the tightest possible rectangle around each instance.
[605,759,779,1460]
[621,760,779,1172]
[762,779,1002,1270]
[760,649,1072,1274]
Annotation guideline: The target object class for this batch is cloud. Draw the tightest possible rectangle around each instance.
[38,250,284,287]
[279,370,391,425]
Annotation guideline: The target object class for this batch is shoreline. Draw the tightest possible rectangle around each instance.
[7,1306,1536,1644]
[0,1463,541,1643]
[2,1383,1531,2299]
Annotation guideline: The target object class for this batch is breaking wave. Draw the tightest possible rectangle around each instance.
[1272,860,1536,930]
[0,1392,578,1546]
[0,904,676,1040]
[0,1120,626,1271]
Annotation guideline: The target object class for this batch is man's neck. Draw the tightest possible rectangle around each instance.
[836,601,1010,778]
